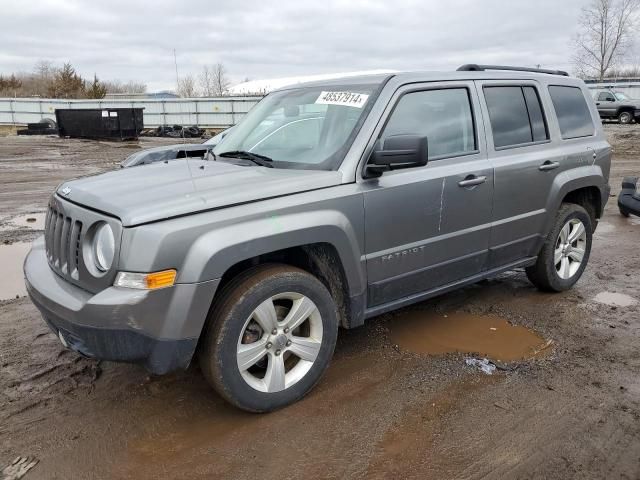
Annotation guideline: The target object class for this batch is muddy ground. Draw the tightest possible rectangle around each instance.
[1,127,639,479]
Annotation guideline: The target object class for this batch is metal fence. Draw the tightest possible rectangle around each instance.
[0,96,263,128]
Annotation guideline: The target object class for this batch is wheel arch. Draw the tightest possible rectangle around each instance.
[561,185,602,228]
[180,210,367,331]
[214,242,359,329]
[544,166,607,235]
[616,105,636,115]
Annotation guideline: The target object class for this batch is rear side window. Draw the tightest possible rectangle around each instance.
[483,86,549,148]
[382,88,476,159]
[548,86,595,139]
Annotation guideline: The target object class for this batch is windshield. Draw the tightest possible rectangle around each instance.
[213,84,378,170]
[614,92,629,100]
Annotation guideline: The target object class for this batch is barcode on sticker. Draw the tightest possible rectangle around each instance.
[315,91,369,108]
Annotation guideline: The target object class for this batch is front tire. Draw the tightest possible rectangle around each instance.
[618,111,633,124]
[199,264,339,412]
[526,204,592,292]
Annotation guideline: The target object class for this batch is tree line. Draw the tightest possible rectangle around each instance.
[0,61,147,99]
[0,60,236,98]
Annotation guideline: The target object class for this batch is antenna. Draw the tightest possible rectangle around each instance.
[171,49,200,182]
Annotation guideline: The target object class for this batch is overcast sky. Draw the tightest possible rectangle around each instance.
[0,0,591,92]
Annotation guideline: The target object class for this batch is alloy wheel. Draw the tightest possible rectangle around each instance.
[236,292,323,393]
[554,218,587,280]
[619,112,632,124]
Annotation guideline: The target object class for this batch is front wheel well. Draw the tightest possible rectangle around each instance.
[561,186,602,229]
[215,243,352,328]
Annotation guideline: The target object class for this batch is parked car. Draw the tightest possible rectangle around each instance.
[591,89,640,124]
[121,128,233,168]
[25,65,611,412]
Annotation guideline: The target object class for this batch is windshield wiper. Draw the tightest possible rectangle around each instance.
[218,150,274,168]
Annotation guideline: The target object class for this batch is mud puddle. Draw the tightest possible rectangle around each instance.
[0,242,31,300]
[389,311,549,362]
[593,291,638,307]
[0,212,46,232]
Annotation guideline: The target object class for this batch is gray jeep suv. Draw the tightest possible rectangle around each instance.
[24,65,611,411]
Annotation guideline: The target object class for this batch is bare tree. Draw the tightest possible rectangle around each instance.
[199,63,230,96]
[573,0,640,79]
[199,66,215,96]
[177,74,198,97]
[33,60,54,80]
[213,63,230,96]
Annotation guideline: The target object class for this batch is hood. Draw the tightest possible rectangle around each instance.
[57,159,343,226]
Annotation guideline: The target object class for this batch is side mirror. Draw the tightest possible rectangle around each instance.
[365,135,428,177]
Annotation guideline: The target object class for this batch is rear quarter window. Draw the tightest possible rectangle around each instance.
[548,86,595,140]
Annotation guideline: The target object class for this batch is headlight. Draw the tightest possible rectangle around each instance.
[93,223,115,272]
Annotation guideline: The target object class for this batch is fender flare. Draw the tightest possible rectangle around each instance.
[179,209,366,297]
[542,165,607,235]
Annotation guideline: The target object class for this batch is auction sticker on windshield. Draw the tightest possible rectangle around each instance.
[316,91,369,108]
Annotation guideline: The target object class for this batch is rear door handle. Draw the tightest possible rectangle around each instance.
[458,175,487,187]
[539,161,560,171]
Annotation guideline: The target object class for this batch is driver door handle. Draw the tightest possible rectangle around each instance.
[539,161,560,171]
[458,175,487,187]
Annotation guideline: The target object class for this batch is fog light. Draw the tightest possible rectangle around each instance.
[114,269,177,290]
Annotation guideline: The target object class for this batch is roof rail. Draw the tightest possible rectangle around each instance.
[457,64,569,77]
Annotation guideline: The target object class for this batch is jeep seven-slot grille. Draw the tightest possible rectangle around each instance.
[45,205,82,279]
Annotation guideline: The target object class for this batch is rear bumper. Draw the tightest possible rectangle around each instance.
[24,237,219,374]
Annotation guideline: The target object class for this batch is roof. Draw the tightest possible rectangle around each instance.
[271,69,584,93]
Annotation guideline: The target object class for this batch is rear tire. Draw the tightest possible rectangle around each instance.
[618,111,633,124]
[199,264,339,412]
[526,204,592,292]
[619,206,630,217]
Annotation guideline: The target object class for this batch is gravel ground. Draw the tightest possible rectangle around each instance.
[0,126,639,479]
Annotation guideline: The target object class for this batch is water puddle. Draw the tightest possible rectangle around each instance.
[0,242,31,300]
[389,311,549,362]
[0,212,46,232]
[593,291,638,307]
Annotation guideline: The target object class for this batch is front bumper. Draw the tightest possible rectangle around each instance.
[24,237,219,374]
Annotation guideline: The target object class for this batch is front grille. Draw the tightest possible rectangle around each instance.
[45,205,83,280]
